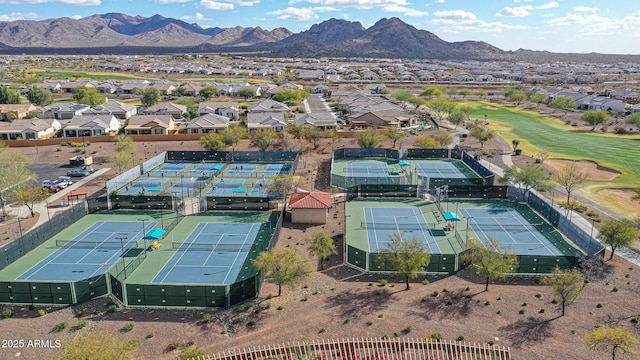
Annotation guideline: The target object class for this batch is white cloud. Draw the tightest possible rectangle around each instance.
[574,6,598,12]
[69,14,82,19]
[180,12,208,21]
[433,10,476,21]
[382,5,428,17]
[287,0,409,10]
[0,0,101,4]
[435,0,444,3]
[268,6,336,21]
[157,0,191,3]
[0,12,39,21]
[497,1,558,17]
[197,0,234,10]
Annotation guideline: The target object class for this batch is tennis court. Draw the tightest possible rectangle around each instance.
[150,162,191,177]
[152,222,261,285]
[346,161,391,178]
[17,221,157,282]
[224,163,257,177]
[460,207,562,256]
[363,207,439,253]
[413,160,468,179]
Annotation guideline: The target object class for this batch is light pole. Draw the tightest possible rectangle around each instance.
[588,217,596,255]
[130,152,135,168]
[115,233,128,278]
[465,216,473,248]
[17,217,23,239]
[45,200,51,222]
[138,219,147,257]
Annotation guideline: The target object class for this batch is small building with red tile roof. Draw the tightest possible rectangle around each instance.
[288,191,332,224]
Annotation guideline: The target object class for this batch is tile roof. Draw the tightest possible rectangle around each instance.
[289,192,332,209]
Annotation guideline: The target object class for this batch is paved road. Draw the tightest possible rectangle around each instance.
[306,94,333,113]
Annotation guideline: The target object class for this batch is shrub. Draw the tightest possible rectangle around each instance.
[179,346,205,360]
[202,313,212,323]
[422,280,430,285]
[77,320,87,329]
[404,325,413,334]
[521,302,528,307]
[38,309,46,317]
[277,306,283,311]
[344,318,351,324]
[3,308,15,318]
[432,291,439,297]
[319,327,326,333]
[446,300,453,306]
[124,322,135,331]
[94,309,102,315]
[484,301,491,306]
[147,332,155,338]
[571,329,576,334]
[535,293,542,298]
[612,286,618,292]
[379,279,388,286]
[442,288,448,292]
[457,335,465,341]
[551,298,559,304]
[431,332,444,341]
[465,287,470,291]
[247,321,256,327]
[76,310,84,317]
[53,322,69,332]
[107,305,117,313]
[519,309,525,314]
[631,317,638,324]
[539,308,545,313]
[488,340,495,346]
[106,299,115,306]
[496,310,502,315]
[232,317,241,324]
[378,314,384,318]
[596,303,603,308]
[367,320,374,326]
[394,331,401,337]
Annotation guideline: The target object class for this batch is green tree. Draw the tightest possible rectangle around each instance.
[199,133,225,151]
[384,127,406,148]
[511,139,520,152]
[76,88,106,107]
[55,329,136,360]
[500,164,552,200]
[112,134,136,154]
[393,90,413,108]
[307,229,337,271]
[457,104,475,120]
[198,86,219,100]
[448,111,466,129]
[457,89,472,99]
[461,237,518,292]
[530,93,548,109]
[509,92,528,105]
[10,182,48,218]
[0,86,20,104]
[219,124,246,151]
[113,152,131,173]
[597,219,640,261]
[252,247,312,296]
[582,110,610,131]
[500,88,516,99]
[625,112,640,128]
[474,90,488,99]
[236,87,256,100]
[139,87,161,107]
[266,174,297,198]
[419,86,442,99]
[301,125,324,150]
[355,128,381,149]
[554,165,587,205]
[377,233,431,290]
[0,145,33,218]
[541,267,586,317]
[286,123,304,140]
[432,129,453,147]
[549,96,576,116]
[468,126,495,148]
[249,129,275,151]
[426,98,457,122]
[273,89,308,103]
[584,325,639,360]
[413,135,439,148]
[27,85,53,106]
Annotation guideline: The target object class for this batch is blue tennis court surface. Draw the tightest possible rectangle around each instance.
[347,161,390,178]
[150,162,191,177]
[122,178,168,195]
[263,163,290,176]
[168,177,208,195]
[152,222,261,284]
[413,161,466,179]
[18,221,157,281]
[190,163,224,177]
[460,208,561,256]
[225,163,257,177]
[363,207,440,253]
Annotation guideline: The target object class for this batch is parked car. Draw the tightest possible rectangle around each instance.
[42,180,54,189]
[67,169,90,177]
[81,165,95,173]
[57,176,73,187]
[49,179,68,189]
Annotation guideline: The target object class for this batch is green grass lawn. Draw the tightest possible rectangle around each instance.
[468,102,640,187]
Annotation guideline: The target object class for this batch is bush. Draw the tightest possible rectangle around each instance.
[551,298,559,304]
[404,325,413,334]
[457,335,465,341]
[519,309,525,314]
[76,310,84,317]
[76,320,87,329]
[147,332,155,338]
[202,313,212,323]
[3,308,15,318]
[367,320,374,326]
[232,317,241,324]
[430,332,444,341]
[612,286,618,292]
[53,322,69,332]
[344,318,351,324]
[442,288,448,292]
[247,321,256,327]
[496,310,502,315]
[236,304,252,313]
[179,346,205,360]
[379,279,388,286]
[107,305,117,313]
[38,309,46,317]
[535,293,542,298]
[94,309,102,315]
[319,327,326,333]
[631,317,638,324]
[124,322,135,331]
[539,308,546,313]
[378,314,384,318]
[596,303,603,308]
[277,306,283,311]
[432,291,439,297]
[422,280,430,285]
[484,301,491,306]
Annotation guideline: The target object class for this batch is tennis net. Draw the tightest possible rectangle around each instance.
[171,242,254,252]
[172,180,208,189]
[469,223,544,232]
[56,239,138,249]
[361,222,432,230]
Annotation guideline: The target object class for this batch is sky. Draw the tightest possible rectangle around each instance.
[0,0,638,54]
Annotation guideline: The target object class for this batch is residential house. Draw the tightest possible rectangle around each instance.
[0,104,37,121]
[267,83,303,98]
[198,101,239,120]
[95,82,118,94]
[142,102,188,120]
[293,113,338,131]
[125,115,175,135]
[288,191,332,224]
[60,80,96,93]
[246,112,287,133]
[248,99,291,115]
[83,100,138,120]
[115,80,150,95]
[42,102,91,120]
[62,114,121,137]
[587,96,627,112]
[297,69,325,81]
[0,118,61,140]
[186,114,230,134]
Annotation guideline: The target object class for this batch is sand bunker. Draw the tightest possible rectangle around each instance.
[546,159,620,181]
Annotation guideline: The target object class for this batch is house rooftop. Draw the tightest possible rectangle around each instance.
[289,192,332,209]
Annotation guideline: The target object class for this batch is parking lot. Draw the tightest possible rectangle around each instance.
[29,163,78,184]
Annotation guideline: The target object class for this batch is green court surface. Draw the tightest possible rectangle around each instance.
[124,211,274,285]
[0,212,165,282]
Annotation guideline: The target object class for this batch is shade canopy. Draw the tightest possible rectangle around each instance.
[399,161,410,166]
[145,228,166,239]
[232,188,248,193]
[443,212,461,221]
